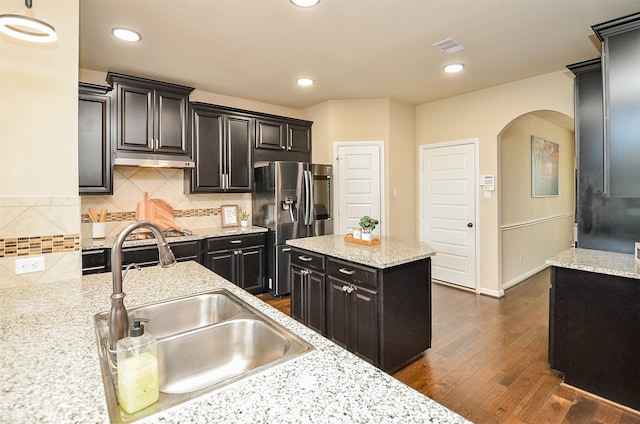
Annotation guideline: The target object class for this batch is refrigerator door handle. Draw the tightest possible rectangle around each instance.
[304,170,314,226]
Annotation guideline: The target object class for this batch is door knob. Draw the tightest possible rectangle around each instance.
[467,223,473,228]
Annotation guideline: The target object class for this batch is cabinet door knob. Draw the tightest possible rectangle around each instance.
[342,285,349,292]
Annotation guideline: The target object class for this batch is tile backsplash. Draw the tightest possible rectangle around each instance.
[0,195,81,289]
[0,167,251,289]
[80,166,251,239]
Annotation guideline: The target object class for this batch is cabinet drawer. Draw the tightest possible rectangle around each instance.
[82,249,109,274]
[291,249,325,272]
[327,257,377,289]
[170,240,202,262]
[206,233,265,251]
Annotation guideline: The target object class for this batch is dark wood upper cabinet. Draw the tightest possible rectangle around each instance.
[254,116,312,163]
[592,13,640,198]
[78,83,112,195]
[106,72,194,157]
[188,102,253,193]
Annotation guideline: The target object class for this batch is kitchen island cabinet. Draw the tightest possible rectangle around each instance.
[287,234,435,372]
[546,248,640,410]
[0,261,469,423]
[290,249,326,334]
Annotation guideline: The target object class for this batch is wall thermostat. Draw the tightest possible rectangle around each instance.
[481,175,495,186]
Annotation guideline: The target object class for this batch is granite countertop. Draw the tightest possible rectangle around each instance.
[286,234,436,269]
[546,247,640,280]
[0,261,469,424]
[82,226,268,250]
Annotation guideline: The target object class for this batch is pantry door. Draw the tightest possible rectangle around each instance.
[334,142,385,237]
[419,140,478,290]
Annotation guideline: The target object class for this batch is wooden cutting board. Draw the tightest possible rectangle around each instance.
[135,192,180,231]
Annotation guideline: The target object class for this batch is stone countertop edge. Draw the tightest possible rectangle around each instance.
[0,261,469,424]
[546,247,640,280]
[286,234,436,269]
[82,226,269,250]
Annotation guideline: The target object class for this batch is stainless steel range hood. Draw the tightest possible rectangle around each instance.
[113,152,195,169]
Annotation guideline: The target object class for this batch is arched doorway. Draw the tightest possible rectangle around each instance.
[498,110,575,291]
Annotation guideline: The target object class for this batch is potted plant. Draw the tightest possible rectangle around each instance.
[359,216,379,241]
[240,210,250,227]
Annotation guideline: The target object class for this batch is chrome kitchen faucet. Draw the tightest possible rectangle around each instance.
[108,221,177,352]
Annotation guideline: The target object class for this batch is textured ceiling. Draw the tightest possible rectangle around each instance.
[79,0,640,109]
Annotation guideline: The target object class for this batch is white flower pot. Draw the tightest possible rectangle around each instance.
[241,220,248,227]
[361,232,372,242]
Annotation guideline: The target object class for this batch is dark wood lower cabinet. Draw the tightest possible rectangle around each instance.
[549,266,640,410]
[290,250,325,334]
[290,248,432,372]
[326,276,378,364]
[82,234,265,295]
[205,234,265,294]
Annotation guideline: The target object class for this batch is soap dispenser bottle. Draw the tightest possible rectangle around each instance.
[116,318,159,414]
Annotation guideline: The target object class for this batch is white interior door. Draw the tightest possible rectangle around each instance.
[420,141,477,290]
[335,142,384,236]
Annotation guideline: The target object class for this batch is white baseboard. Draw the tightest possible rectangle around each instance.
[478,287,504,298]
[502,264,549,291]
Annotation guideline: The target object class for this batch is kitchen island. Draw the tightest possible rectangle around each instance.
[546,247,640,411]
[287,234,436,372]
[0,260,468,423]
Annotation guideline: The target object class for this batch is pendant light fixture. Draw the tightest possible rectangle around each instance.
[0,0,57,43]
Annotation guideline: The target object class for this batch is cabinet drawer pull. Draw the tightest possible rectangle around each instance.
[298,255,313,262]
[282,247,291,252]
[230,240,242,244]
[339,268,355,275]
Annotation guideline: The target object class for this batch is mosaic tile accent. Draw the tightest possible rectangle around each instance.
[0,234,80,258]
[81,208,221,223]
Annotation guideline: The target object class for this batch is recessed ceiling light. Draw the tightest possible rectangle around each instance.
[290,0,320,7]
[443,63,464,73]
[296,77,314,86]
[111,27,141,42]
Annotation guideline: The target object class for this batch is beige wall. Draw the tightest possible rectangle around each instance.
[500,113,575,288]
[416,71,575,296]
[0,0,81,288]
[305,99,417,239]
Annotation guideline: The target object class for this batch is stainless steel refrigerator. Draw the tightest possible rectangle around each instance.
[252,161,333,295]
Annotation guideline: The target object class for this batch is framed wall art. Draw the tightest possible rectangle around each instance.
[531,136,559,197]
[221,204,239,227]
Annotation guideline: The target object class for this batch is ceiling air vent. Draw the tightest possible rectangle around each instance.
[432,37,465,54]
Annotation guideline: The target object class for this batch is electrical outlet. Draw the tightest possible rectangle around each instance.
[15,256,46,275]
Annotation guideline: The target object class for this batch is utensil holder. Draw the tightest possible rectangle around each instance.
[92,222,106,239]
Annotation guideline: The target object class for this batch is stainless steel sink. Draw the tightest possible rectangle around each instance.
[159,319,293,394]
[128,292,243,338]
[93,289,314,423]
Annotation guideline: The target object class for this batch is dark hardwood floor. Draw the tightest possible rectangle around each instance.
[257,269,640,424]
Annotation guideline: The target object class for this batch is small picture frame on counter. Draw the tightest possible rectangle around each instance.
[635,242,640,265]
[221,205,239,227]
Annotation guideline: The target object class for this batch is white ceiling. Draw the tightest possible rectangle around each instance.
[79,0,640,110]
